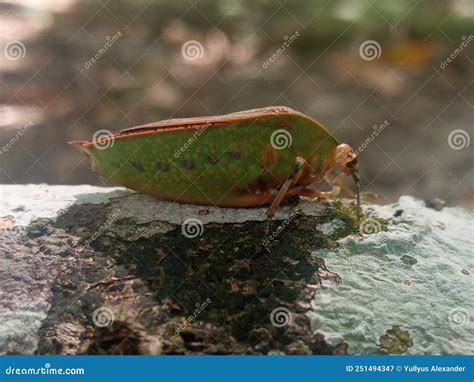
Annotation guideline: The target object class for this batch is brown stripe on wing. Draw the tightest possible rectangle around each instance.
[119,106,299,134]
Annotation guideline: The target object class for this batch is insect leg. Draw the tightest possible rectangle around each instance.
[266,156,306,219]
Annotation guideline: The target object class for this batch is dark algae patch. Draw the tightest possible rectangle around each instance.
[401,255,417,266]
[379,326,414,354]
[424,198,446,211]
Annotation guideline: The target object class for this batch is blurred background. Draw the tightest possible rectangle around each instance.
[0,0,473,209]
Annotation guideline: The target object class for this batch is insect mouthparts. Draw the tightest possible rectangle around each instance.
[348,162,361,221]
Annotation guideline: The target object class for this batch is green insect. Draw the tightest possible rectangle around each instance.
[70,106,361,218]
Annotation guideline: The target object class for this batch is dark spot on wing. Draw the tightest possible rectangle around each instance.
[129,160,145,172]
[226,150,241,160]
[156,161,170,172]
[206,154,219,165]
[180,160,196,170]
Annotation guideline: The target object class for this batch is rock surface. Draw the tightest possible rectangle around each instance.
[0,185,358,355]
[312,197,473,354]
[0,185,472,355]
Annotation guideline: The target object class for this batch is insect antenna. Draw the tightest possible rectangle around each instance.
[348,162,361,221]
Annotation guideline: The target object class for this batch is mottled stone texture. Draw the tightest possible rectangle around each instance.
[1,186,360,355]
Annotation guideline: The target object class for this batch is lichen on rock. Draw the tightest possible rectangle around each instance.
[311,196,473,355]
